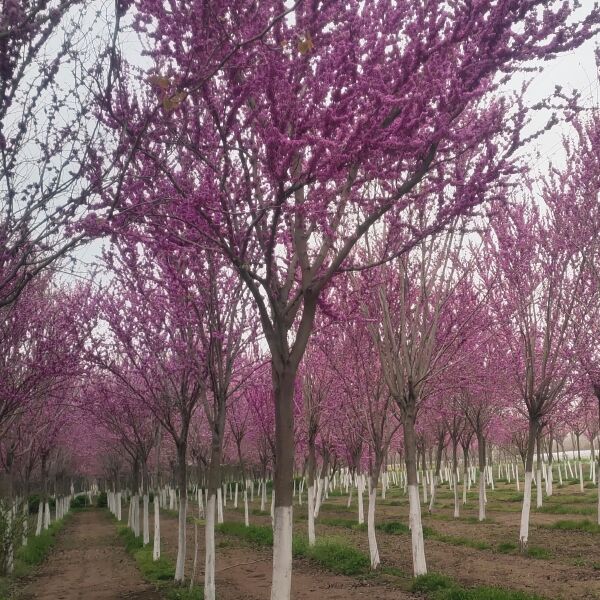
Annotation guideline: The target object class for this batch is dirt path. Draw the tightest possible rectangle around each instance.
[158,511,414,599]
[19,510,162,600]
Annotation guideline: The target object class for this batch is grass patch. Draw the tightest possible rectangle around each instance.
[412,572,455,592]
[115,520,202,599]
[299,537,370,575]
[524,546,551,559]
[412,572,544,599]
[318,503,351,513]
[545,519,600,533]
[376,521,410,534]
[0,514,70,598]
[501,494,524,503]
[497,541,517,554]
[380,565,406,578]
[547,494,593,504]
[216,522,273,546]
[495,540,550,559]
[375,521,488,551]
[537,504,594,516]
[217,521,370,576]
[373,520,435,537]
[70,495,89,510]
[319,517,367,531]
[436,586,544,599]
[15,518,67,568]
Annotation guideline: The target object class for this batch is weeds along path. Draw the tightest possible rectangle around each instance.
[19,509,162,600]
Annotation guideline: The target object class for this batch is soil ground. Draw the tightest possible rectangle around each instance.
[17,510,162,600]
[16,479,600,599]
[157,480,600,600]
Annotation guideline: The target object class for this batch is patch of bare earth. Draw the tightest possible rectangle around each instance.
[18,510,162,600]
[158,510,413,600]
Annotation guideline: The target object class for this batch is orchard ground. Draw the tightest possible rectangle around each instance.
[8,477,600,600]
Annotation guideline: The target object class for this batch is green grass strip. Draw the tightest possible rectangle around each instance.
[216,522,370,576]
[0,514,71,599]
[116,522,203,600]
[412,572,545,599]
[544,519,600,533]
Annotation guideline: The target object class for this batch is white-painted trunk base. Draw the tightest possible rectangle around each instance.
[408,484,427,576]
[367,487,380,569]
[270,506,292,600]
[519,471,533,549]
[204,495,217,600]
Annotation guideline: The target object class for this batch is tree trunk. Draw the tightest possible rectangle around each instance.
[429,436,444,513]
[477,433,486,521]
[461,444,469,505]
[519,418,538,550]
[403,411,427,576]
[357,473,364,525]
[367,471,380,569]
[535,432,543,508]
[175,442,188,582]
[271,365,296,600]
[204,434,223,600]
[153,495,161,560]
[452,441,460,518]
[142,462,150,545]
[306,436,316,546]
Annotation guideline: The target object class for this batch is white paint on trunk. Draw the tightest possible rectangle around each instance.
[428,475,437,512]
[478,474,486,521]
[234,483,238,508]
[44,502,50,529]
[270,491,275,528]
[597,469,600,526]
[153,497,161,560]
[408,484,427,576]
[6,508,13,573]
[134,495,140,537]
[519,471,533,549]
[358,475,364,525]
[453,472,460,518]
[204,494,217,600]
[558,463,563,485]
[260,480,266,512]
[143,494,150,545]
[535,469,542,508]
[367,487,380,569]
[270,506,293,600]
[217,488,224,524]
[314,477,324,518]
[35,501,43,536]
[244,489,249,526]
[307,485,316,546]
[579,462,584,492]
[198,488,204,519]
[174,496,187,582]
